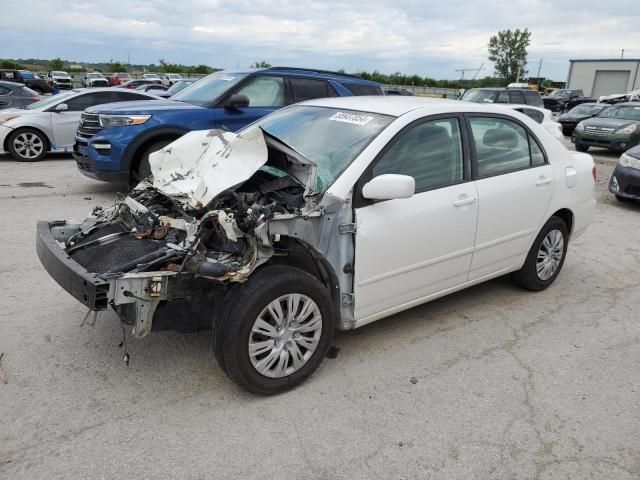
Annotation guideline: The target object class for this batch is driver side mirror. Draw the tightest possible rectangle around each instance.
[362,174,415,201]
[224,94,250,110]
[54,103,68,112]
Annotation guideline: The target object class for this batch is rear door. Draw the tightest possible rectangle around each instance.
[466,115,554,280]
[216,75,285,131]
[353,115,478,322]
[51,91,113,149]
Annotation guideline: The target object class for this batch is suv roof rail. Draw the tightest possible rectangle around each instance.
[266,66,371,82]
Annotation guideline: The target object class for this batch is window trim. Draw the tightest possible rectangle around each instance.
[354,113,471,208]
[464,113,549,180]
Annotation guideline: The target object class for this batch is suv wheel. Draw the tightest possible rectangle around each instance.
[7,128,48,162]
[131,140,173,186]
[511,216,569,291]
[214,266,335,395]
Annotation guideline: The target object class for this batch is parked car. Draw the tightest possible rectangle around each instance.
[572,103,640,153]
[136,84,169,95]
[461,88,543,108]
[557,103,609,136]
[47,71,74,90]
[118,79,157,89]
[142,73,162,85]
[73,67,384,185]
[609,145,640,201]
[505,104,563,139]
[0,88,159,161]
[384,88,414,96]
[108,73,132,86]
[0,69,53,95]
[542,89,595,113]
[162,73,183,86]
[83,72,109,88]
[37,96,596,394]
[0,81,41,110]
[599,89,640,105]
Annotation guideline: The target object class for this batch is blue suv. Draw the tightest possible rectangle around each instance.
[74,67,383,185]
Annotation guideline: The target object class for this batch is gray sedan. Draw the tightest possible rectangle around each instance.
[0,81,41,110]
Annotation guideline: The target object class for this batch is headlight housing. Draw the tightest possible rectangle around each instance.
[98,114,151,128]
[616,124,637,135]
[575,121,585,132]
[0,115,19,125]
[618,153,640,170]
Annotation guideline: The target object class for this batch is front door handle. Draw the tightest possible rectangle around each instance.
[536,176,552,187]
[453,196,477,207]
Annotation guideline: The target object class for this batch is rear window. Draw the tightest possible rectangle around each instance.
[343,83,382,96]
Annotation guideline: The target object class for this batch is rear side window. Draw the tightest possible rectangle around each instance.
[289,78,333,103]
[496,91,509,103]
[469,117,546,177]
[65,92,114,111]
[21,86,39,96]
[523,90,543,107]
[0,86,11,95]
[516,108,544,124]
[509,91,524,104]
[113,92,154,102]
[343,83,382,96]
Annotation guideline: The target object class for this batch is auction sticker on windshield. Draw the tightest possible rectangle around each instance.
[329,112,374,125]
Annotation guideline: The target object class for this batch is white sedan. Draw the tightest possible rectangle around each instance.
[37,96,596,394]
[0,88,159,161]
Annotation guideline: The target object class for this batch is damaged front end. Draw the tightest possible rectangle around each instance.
[37,126,337,338]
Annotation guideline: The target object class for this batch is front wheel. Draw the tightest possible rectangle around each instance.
[131,139,173,186]
[214,266,335,395]
[7,128,48,162]
[511,216,569,291]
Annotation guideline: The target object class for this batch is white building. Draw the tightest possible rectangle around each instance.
[566,59,640,98]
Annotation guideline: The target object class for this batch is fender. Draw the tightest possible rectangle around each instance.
[122,126,190,171]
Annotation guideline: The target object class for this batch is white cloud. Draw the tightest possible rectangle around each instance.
[1,0,639,79]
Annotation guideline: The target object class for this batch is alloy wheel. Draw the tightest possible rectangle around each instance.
[536,229,564,281]
[13,132,44,159]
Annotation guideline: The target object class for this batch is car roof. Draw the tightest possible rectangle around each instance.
[300,96,461,116]
[208,67,381,86]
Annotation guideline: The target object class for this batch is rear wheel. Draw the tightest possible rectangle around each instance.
[131,139,173,186]
[214,266,335,395]
[511,216,569,291]
[7,128,48,162]
[575,143,589,152]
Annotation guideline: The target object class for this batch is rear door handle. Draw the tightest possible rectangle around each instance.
[453,196,477,207]
[536,177,552,186]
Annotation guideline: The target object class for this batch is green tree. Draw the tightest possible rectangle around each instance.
[488,29,531,83]
[106,59,127,72]
[158,59,184,73]
[252,61,271,68]
[49,57,65,70]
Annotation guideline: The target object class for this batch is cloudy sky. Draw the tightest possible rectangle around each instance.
[1,0,639,80]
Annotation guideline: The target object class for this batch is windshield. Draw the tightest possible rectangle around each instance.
[598,105,640,121]
[170,72,248,106]
[248,106,395,193]
[461,90,497,103]
[167,80,192,94]
[25,91,75,110]
[19,71,35,79]
[570,104,606,116]
[52,71,68,77]
[87,73,103,79]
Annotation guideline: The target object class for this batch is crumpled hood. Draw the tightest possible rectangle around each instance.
[149,128,269,209]
[147,127,317,209]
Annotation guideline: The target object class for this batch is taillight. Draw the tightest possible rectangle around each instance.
[30,98,39,103]
[592,165,597,181]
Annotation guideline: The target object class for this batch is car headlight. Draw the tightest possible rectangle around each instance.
[616,124,637,135]
[0,115,19,125]
[575,121,585,132]
[618,153,640,170]
[98,114,151,128]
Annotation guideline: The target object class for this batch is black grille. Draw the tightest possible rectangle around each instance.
[77,112,102,139]
[70,234,166,273]
[75,157,95,172]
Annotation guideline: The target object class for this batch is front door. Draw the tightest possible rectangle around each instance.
[52,91,114,149]
[466,115,554,280]
[352,116,478,322]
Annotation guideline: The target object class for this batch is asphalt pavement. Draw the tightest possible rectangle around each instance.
[0,139,638,480]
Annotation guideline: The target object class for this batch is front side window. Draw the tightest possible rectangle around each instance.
[171,73,247,106]
[469,117,545,177]
[234,76,284,108]
[371,118,464,193]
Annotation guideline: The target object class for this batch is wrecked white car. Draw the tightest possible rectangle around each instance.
[37,97,596,394]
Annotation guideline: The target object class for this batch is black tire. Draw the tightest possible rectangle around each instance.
[214,265,335,395]
[575,143,589,153]
[131,139,173,185]
[511,216,569,291]
[7,128,48,162]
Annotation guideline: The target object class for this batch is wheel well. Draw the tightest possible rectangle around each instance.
[552,208,574,236]
[130,134,182,174]
[260,238,342,323]
[4,126,51,153]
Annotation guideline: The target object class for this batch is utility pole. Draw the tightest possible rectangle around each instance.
[621,49,625,59]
